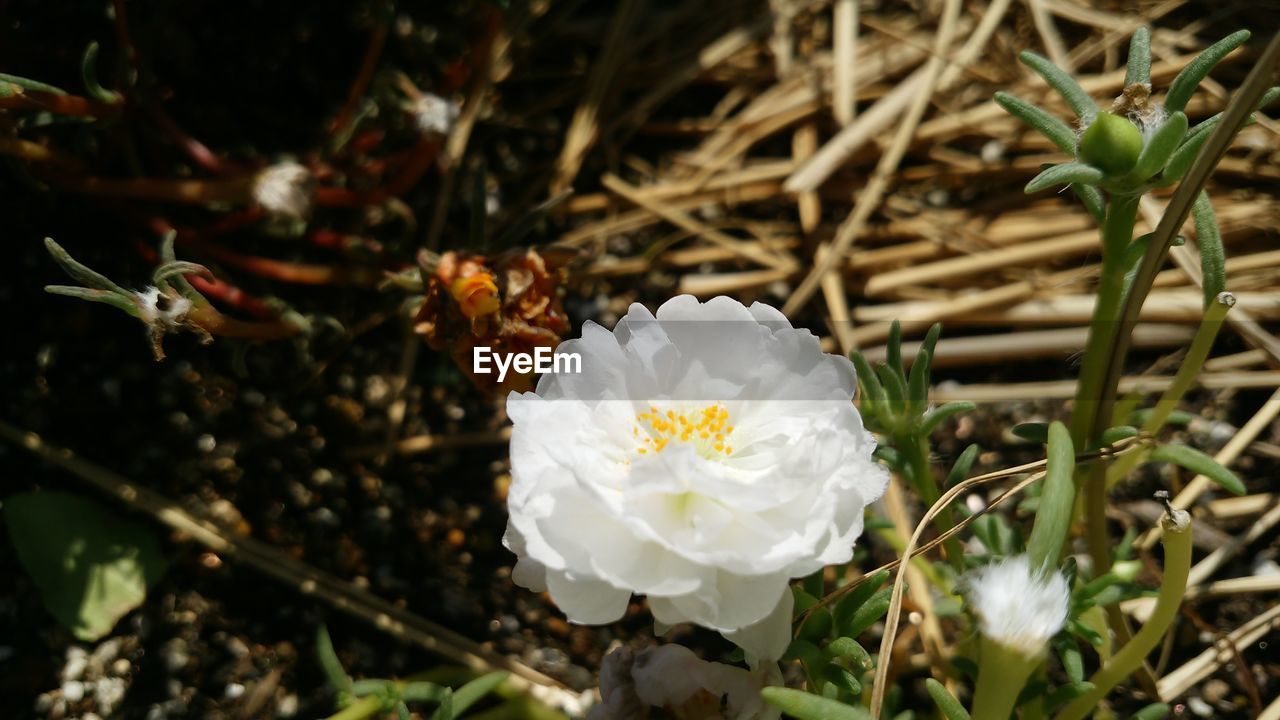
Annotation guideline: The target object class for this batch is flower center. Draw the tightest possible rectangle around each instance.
[634,403,734,457]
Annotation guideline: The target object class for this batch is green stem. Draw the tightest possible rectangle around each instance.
[1069,193,1142,448]
[325,696,384,720]
[898,432,965,572]
[1056,509,1193,720]
[1105,294,1233,488]
[1069,192,1141,575]
[971,637,1038,720]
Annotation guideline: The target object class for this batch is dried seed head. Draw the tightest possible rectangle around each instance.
[412,94,460,136]
[252,162,315,220]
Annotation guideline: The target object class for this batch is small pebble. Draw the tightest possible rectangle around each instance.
[224,682,246,700]
[63,646,89,681]
[62,680,85,703]
[277,692,299,717]
[1202,679,1230,704]
[1186,697,1213,717]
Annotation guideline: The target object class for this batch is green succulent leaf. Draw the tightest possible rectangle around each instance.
[451,672,508,717]
[1026,422,1075,571]
[762,688,872,720]
[1191,192,1226,307]
[1071,183,1105,223]
[921,402,976,436]
[1129,111,1187,180]
[1148,443,1244,495]
[1026,163,1106,193]
[1018,51,1097,120]
[1124,27,1152,86]
[925,678,971,720]
[1165,30,1251,113]
[993,91,1078,155]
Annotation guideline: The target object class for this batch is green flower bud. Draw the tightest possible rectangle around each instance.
[1078,111,1143,175]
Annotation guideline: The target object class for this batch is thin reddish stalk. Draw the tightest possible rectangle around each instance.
[329,3,391,139]
[0,92,118,117]
[315,136,442,207]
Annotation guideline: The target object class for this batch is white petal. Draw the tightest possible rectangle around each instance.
[721,589,794,663]
[546,569,632,625]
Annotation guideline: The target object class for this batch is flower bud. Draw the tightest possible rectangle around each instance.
[1078,112,1143,175]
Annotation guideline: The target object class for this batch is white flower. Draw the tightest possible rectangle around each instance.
[964,555,1069,657]
[411,93,459,136]
[504,295,888,662]
[135,286,191,328]
[588,644,780,720]
[252,162,315,219]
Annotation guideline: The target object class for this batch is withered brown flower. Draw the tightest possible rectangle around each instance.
[414,247,573,395]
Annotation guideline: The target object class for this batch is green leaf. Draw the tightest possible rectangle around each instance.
[925,678,971,720]
[1165,30,1251,113]
[1071,183,1105,223]
[842,585,897,638]
[1191,192,1226,307]
[44,286,141,317]
[1045,681,1096,713]
[827,637,873,672]
[907,324,941,415]
[1131,702,1172,720]
[1026,163,1105,193]
[81,42,121,103]
[993,92,1077,155]
[875,364,907,415]
[1148,443,1245,495]
[921,402,975,436]
[3,491,167,641]
[822,664,862,695]
[886,321,904,379]
[1055,638,1085,683]
[833,569,890,635]
[1027,422,1075,571]
[430,688,454,720]
[0,71,68,95]
[1124,27,1152,86]
[762,688,872,720]
[1161,122,1212,184]
[1018,52,1097,120]
[944,444,980,489]
[352,679,397,697]
[317,625,354,693]
[1129,111,1188,180]
[798,605,834,642]
[1012,422,1050,443]
[44,237,131,296]
[1099,425,1139,445]
[451,672,508,716]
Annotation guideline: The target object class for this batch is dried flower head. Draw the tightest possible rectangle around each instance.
[412,93,460,136]
[134,286,192,328]
[965,555,1070,657]
[252,162,315,220]
[414,247,572,394]
[588,644,780,720]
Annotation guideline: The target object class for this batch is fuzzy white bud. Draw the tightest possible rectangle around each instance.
[965,555,1070,657]
[135,286,192,328]
[252,162,315,220]
[412,94,459,136]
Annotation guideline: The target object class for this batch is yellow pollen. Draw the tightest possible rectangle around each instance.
[634,403,736,457]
